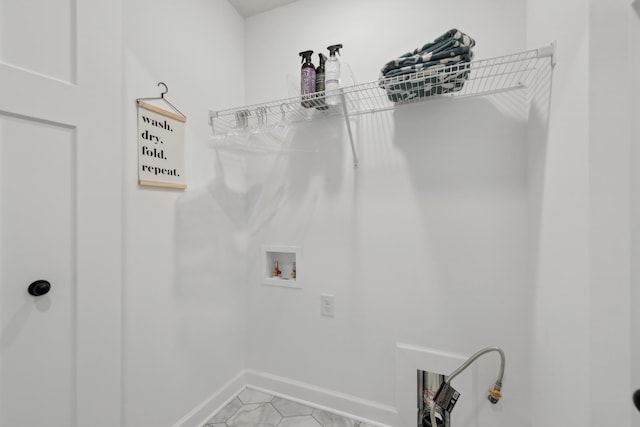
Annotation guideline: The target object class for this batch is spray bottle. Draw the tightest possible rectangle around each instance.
[325,44,343,106]
[299,50,316,108]
[315,53,328,110]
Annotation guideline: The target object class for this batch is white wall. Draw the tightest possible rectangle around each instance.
[528,1,634,427]
[526,1,591,426]
[116,1,639,426]
[588,1,632,426]
[631,0,640,421]
[243,1,531,425]
[245,0,526,105]
[122,1,247,426]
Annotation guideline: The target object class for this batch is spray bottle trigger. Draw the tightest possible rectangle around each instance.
[299,50,314,64]
[327,44,343,57]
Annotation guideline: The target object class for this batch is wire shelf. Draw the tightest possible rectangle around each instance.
[208,45,555,159]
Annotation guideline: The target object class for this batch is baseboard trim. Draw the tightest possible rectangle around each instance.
[172,370,247,427]
[173,369,400,427]
[246,369,398,426]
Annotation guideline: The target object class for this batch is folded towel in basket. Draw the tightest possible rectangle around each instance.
[380,29,475,102]
[383,63,471,102]
[383,52,472,79]
[381,29,475,75]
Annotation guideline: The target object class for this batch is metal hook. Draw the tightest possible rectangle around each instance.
[256,106,268,126]
[136,82,186,119]
[280,103,289,121]
[158,82,168,98]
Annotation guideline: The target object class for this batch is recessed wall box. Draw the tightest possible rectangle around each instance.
[417,369,450,427]
[262,245,302,289]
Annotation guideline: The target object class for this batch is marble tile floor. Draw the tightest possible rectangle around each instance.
[203,388,379,427]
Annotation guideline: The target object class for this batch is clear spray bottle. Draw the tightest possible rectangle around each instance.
[325,44,343,106]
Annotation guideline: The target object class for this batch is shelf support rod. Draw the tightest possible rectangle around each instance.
[208,110,217,134]
[339,91,359,168]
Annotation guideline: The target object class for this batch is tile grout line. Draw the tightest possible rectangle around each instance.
[270,395,287,426]
[211,390,364,427]
[226,397,243,426]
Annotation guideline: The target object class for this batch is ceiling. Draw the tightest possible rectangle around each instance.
[227,0,301,17]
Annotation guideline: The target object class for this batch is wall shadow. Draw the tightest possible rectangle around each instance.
[393,93,530,294]
[244,117,348,242]
[393,92,536,424]
[173,149,248,302]
[526,61,554,297]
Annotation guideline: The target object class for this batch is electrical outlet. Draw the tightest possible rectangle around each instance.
[320,294,334,317]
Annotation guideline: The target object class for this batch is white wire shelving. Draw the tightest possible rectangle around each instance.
[208,44,555,167]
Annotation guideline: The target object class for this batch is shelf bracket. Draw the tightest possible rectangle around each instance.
[537,41,557,68]
[339,91,359,168]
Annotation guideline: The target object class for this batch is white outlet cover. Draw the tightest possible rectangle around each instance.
[320,294,334,317]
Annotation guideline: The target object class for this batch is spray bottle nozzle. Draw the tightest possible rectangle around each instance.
[299,50,314,64]
[327,44,343,57]
[318,53,327,66]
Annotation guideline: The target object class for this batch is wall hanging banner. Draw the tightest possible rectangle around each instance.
[137,101,186,189]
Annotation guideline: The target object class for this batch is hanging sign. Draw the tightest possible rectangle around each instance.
[136,101,186,189]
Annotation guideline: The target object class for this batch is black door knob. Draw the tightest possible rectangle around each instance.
[634,389,640,412]
[28,280,51,296]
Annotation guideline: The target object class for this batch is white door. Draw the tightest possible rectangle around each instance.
[0,1,122,426]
